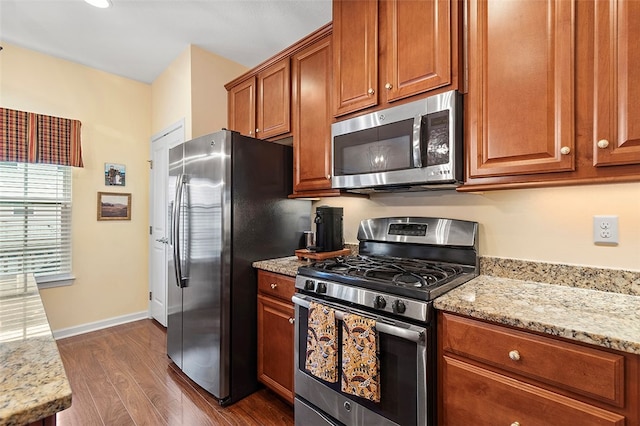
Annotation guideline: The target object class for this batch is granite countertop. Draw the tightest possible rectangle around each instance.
[253,256,311,277]
[254,255,640,355]
[0,274,72,426]
[434,275,640,355]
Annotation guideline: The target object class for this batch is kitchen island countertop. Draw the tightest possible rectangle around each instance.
[434,275,640,355]
[0,274,72,426]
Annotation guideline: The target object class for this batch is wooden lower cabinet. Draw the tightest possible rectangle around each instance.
[438,312,640,425]
[257,270,296,404]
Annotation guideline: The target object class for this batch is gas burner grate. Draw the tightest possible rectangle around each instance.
[309,255,466,290]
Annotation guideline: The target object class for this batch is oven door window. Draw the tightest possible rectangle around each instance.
[297,303,430,426]
[333,118,415,176]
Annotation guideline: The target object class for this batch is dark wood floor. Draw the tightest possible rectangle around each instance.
[56,319,294,426]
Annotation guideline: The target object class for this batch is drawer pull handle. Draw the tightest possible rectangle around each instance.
[270,283,278,289]
[288,318,295,324]
[511,422,520,426]
[508,350,521,361]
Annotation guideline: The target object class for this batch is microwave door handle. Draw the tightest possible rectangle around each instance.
[292,295,424,343]
[413,114,424,168]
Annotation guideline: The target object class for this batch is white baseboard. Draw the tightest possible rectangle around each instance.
[52,311,150,340]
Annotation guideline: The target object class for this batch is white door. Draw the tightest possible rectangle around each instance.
[149,120,184,326]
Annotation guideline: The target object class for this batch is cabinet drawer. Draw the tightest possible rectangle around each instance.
[441,356,625,426]
[441,313,625,405]
[257,270,295,302]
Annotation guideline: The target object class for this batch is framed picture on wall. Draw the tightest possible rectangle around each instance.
[105,163,126,186]
[97,192,131,221]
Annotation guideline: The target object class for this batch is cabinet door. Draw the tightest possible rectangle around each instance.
[333,0,378,116]
[228,77,256,137]
[441,356,625,425]
[382,0,451,103]
[467,0,575,178]
[593,0,640,167]
[257,59,291,139]
[292,36,335,193]
[257,294,295,404]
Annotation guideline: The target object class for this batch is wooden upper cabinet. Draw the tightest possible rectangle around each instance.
[227,58,290,140]
[332,0,378,116]
[228,77,256,137]
[292,35,337,194]
[467,0,576,178]
[257,59,291,139]
[593,0,640,167]
[381,0,451,103]
[333,0,454,117]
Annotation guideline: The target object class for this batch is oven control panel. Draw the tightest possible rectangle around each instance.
[295,276,430,323]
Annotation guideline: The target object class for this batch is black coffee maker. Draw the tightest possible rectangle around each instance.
[312,206,344,252]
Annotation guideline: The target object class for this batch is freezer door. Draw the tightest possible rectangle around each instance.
[167,143,184,369]
[181,131,231,399]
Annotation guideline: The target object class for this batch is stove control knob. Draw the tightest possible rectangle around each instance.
[304,279,315,291]
[316,282,327,294]
[392,300,406,314]
[373,296,387,309]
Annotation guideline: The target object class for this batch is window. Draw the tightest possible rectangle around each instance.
[0,162,72,285]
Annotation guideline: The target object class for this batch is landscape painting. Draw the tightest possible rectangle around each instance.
[97,192,131,220]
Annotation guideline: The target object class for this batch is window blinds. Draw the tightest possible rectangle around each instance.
[0,162,72,278]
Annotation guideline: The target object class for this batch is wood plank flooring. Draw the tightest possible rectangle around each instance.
[55,319,294,426]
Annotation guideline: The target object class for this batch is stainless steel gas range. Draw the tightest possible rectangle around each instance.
[292,217,478,426]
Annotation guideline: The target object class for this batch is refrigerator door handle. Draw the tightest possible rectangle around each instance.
[172,173,186,288]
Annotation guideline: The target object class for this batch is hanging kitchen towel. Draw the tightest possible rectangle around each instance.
[305,301,338,383]
[341,313,380,402]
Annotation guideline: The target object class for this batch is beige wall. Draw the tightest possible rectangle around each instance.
[314,182,640,271]
[151,47,192,138]
[151,45,247,138]
[190,45,247,138]
[0,43,152,330]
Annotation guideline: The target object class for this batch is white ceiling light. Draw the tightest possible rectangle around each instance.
[84,0,112,8]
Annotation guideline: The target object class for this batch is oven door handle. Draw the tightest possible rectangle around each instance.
[292,295,424,343]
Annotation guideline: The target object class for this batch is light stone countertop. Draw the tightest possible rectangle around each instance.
[0,274,72,426]
[434,275,640,355]
[252,256,311,277]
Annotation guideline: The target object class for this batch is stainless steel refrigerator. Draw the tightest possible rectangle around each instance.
[167,129,310,405]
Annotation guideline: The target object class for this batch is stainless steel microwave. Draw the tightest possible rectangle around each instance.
[331,90,463,193]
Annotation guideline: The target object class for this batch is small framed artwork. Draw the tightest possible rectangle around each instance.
[97,192,131,221]
[105,163,126,186]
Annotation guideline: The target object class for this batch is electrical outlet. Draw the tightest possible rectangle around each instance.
[593,215,619,245]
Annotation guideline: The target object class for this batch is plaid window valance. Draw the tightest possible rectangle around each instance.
[0,107,83,167]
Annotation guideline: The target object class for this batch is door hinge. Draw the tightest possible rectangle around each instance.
[148,159,153,169]
[149,226,153,235]
[149,291,152,301]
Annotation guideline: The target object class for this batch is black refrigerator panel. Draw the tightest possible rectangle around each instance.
[229,133,310,403]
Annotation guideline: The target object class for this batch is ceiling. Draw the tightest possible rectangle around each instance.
[0,0,332,84]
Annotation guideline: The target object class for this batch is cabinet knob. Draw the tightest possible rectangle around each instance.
[560,146,571,155]
[597,139,610,149]
[255,128,260,133]
[511,422,520,426]
[326,174,331,180]
[508,350,521,361]
[270,283,278,289]
[385,83,392,90]
[288,318,295,324]
[367,88,375,95]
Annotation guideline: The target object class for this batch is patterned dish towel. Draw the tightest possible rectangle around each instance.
[305,302,338,383]
[341,313,380,402]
